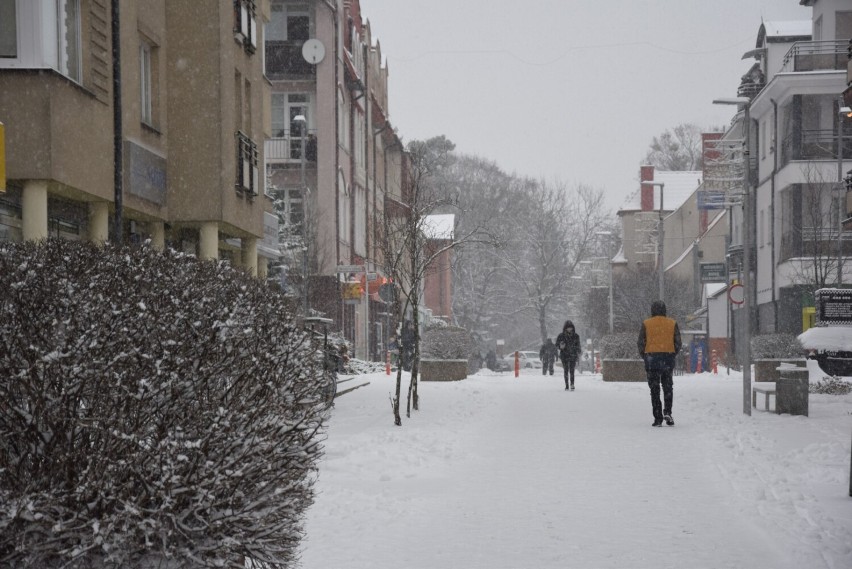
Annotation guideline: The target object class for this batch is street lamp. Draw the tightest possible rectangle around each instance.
[713,95,752,415]
[641,181,665,304]
[595,230,615,334]
[293,114,309,315]
[837,105,851,285]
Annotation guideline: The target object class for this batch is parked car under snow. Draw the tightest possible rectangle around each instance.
[798,326,852,377]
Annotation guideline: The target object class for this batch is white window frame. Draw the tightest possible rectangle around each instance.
[140,41,153,125]
[0,0,81,83]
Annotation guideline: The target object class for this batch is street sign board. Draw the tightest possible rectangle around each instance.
[336,264,366,273]
[699,262,726,283]
[815,288,852,326]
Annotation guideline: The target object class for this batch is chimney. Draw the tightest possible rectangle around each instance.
[640,165,654,211]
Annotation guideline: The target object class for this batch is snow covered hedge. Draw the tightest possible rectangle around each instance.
[421,326,475,360]
[751,334,804,359]
[0,239,328,568]
[599,333,640,360]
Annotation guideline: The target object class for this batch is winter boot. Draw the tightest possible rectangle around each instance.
[570,382,575,391]
[652,420,663,427]
[664,414,674,426]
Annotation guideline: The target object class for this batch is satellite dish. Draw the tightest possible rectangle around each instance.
[302,39,326,65]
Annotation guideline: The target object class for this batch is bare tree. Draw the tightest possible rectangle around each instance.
[643,123,716,171]
[378,136,492,425]
[782,162,843,291]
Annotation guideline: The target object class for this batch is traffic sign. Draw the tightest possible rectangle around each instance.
[728,283,744,305]
[336,264,365,273]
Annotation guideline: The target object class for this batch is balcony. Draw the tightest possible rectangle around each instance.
[779,40,848,73]
[265,41,315,79]
[781,130,852,165]
[265,130,317,164]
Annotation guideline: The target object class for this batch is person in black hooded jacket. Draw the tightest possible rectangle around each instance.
[555,320,581,390]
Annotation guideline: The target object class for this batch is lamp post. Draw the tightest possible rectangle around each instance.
[714,96,752,415]
[837,105,852,285]
[595,231,615,334]
[293,114,309,316]
[641,181,666,303]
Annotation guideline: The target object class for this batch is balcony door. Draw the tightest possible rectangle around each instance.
[271,93,312,160]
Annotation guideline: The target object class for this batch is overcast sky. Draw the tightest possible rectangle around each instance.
[359,0,812,212]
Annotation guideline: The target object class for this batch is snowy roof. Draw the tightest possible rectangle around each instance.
[705,283,726,299]
[759,20,811,44]
[611,245,627,265]
[620,170,703,212]
[799,326,852,352]
[423,214,454,240]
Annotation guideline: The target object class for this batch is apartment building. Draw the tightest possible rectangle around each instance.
[0,0,276,275]
[265,0,408,359]
[727,0,852,336]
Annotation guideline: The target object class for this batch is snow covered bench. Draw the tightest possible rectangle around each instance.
[752,383,776,411]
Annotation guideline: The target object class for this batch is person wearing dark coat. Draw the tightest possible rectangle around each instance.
[539,338,557,375]
[555,320,581,390]
[637,300,683,427]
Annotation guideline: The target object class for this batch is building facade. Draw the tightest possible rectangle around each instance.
[264,0,409,359]
[0,0,276,274]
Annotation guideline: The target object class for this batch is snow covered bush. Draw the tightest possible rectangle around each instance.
[751,334,804,359]
[599,333,640,359]
[809,376,852,395]
[0,239,328,568]
[421,326,475,360]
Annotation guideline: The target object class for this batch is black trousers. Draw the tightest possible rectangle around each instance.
[646,368,674,421]
[561,357,576,387]
[542,358,554,375]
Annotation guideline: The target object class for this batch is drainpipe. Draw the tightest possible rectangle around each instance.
[770,98,778,330]
[111,0,123,244]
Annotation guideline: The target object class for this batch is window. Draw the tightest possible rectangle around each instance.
[0,0,16,58]
[269,2,310,41]
[140,41,153,125]
[271,93,312,159]
[760,121,766,159]
[52,0,81,81]
[759,209,765,248]
[236,131,259,196]
[234,0,257,53]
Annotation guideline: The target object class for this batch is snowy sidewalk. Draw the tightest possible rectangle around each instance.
[300,370,852,569]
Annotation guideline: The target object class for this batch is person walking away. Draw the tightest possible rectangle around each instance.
[556,321,581,390]
[637,300,682,427]
[539,338,556,376]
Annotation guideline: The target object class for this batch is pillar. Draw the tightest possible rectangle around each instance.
[149,221,165,250]
[88,202,109,244]
[199,222,218,260]
[22,180,48,241]
[257,256,269,280]
[242,237,257,277]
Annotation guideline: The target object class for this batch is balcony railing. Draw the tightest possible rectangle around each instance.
[265,41,315,79]
[781,130,852,165]
[779,40,848,73]
[266,130,317,163]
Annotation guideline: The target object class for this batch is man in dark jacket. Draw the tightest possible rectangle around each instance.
[638,300,682,427]
[539,338,557,376]
[556,320,581,390]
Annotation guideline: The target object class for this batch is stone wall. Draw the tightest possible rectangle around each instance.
[420,359,468,382]
[754,358,807,382]
[602,359,646,382]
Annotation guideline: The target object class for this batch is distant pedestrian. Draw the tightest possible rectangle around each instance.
[486,350,497,371]
[400,321,415,371]
[556,320,581,390]
[539,338,557,375]
[637,300,682,427]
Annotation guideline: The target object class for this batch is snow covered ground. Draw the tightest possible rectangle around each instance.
[299,367,852,569]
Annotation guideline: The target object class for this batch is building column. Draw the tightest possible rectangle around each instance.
[149,221,165,250]
[88,202,109,244]
[257,256,269,280]
[199,222,219,260]
[242,237,258,277]
[22,180,49,241]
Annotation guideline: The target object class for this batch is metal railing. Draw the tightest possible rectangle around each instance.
[265,130,317,162]
[779,40,848,73]
[781,130,852,165]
